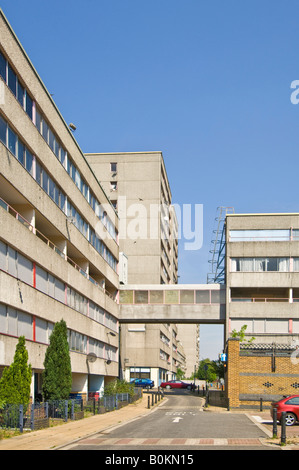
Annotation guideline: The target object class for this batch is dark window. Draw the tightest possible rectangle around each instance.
[18,140,25,165]
[7,64,16,96]
[0,115,6,144]
[286,397,299,405]
[0,51,6,81]
[17,81,24,107]
[25,149,33,175]
[8,127,16,155]
[25,92,33,120]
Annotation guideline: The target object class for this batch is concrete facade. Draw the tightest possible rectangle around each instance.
[0,11,119,400]
[85,152,198,381]
[226,213,299,345]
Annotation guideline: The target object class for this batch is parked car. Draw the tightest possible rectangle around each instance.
[271,395,299,426]
[130,378,154,389]
[160,380,191,390]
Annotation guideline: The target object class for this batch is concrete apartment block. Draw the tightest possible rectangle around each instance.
[86,152,198,381]
[226,213,299,345]
[0,10,119,400]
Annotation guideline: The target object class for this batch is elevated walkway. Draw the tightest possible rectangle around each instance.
[118,284,226,324]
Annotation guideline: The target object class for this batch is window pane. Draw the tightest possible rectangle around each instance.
[0,114,6,144]
[196,290,210,303]
[135,290,148,304]
[17,140,25,165]
[0,240,7,271]
[149,290,164,303]
[35,317,48,343]
[180,290,194,303]
[17,253,33,285]
[164,290,179,304]
[25,149,33,174]
[42,171,49,192]
[36,109,42,132]
[25,92,33,120]
[36,161,42,185]
[0,303,7,334]
[267,258,278,271]
[7,307,17,336]
[0,52,6,81]
[42,119,49,141]
[7,64,16,96]
[18,311,33,340]
[17,81,24,107]
[119,290,133,303]
[8,127,16,156]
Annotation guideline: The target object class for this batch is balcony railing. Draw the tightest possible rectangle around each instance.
[0,196,116,301]
[231,297,293,303]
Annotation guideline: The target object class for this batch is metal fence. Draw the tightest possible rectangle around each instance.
[0,388,142,433]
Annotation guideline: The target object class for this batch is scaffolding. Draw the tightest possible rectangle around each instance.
[207,206,235,284]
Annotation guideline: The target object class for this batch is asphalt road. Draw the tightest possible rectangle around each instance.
[63,390,278,453]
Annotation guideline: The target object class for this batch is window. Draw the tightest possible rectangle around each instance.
[0,51,6,81]
[8,127,16,155]
[17,81,25,107]
[110,162,117,172]
[18,140,25,165]
[231,258,289,272]
[7,64,16,96]
[229,229,290,242]
[0,114,6,144]
[25,149,33,175]
[25,92,33,120]
[110,181,117,191]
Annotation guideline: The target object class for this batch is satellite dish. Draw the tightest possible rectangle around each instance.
[86,353,97,363]
[106,359,111,365]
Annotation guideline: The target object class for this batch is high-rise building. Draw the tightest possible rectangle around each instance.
[85,152,199,382]
[226,213,299,345]
[0,10,119,400]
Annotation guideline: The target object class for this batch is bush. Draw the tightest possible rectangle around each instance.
[104,379,135,397]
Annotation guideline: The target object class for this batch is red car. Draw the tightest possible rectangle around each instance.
[271,395,299,426]
[160,380,191,390]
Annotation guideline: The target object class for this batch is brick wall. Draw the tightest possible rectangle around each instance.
[225,338,299,409]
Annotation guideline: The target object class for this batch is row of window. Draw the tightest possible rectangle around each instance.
[230,257,299,272]
[119,289,226,304]
[229,229,299,242]
[0,113,117,271]
[0,303,117,361]
[0,239,118,332]
[0,49,117,242]
[230,318,299,335]
[0,52,33,120]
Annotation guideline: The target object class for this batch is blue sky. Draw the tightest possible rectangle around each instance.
[2,0,299,359]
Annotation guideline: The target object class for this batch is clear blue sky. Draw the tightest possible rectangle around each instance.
[2,0,299,359]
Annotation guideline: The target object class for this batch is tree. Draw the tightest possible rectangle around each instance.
[231,324,255,343]
[196,359,217,382]
[176,367,185,380]
[42,319,72,401]
[0,336,32,407]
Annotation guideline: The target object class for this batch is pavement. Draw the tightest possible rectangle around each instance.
[0,394,163,451]
[1,394,299,450]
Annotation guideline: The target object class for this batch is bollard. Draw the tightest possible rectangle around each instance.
[272,407,277,438]
[64,400,68,422]
[260,398,263,412]
[281,411,286,445]
[155,393,157,404]
[148,395,150,409]
[151,393,154,406]
[19,404,23,433]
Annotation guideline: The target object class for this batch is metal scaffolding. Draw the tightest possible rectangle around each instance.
[207,206,235,284]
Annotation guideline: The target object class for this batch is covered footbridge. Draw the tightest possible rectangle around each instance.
[118,284,226,324]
